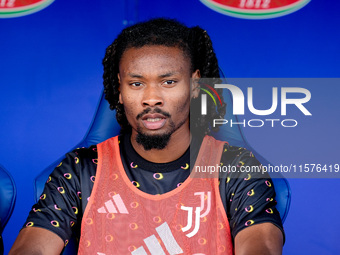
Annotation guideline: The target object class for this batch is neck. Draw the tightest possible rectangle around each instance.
[130,126,191,163]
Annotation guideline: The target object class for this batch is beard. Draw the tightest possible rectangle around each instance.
[134,107,188,151]
[135,131,172,151]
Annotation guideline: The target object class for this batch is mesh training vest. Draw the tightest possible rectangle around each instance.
[78,135,233,255]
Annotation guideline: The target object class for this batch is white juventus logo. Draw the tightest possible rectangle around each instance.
[132,222,183,255]
[181,192,211,238]
[97,194,129,214]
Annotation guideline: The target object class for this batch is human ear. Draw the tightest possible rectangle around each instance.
[191,69,201,99]
[117,74,123,104]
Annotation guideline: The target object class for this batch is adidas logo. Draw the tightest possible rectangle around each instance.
[97,194,129,214]
[132,222,183,255]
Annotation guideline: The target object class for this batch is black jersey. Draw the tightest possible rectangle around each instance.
[24,134,284,245]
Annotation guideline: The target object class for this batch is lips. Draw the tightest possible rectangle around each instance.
[141,113,167,130]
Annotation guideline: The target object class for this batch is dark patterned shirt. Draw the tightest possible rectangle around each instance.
[23,134,284,246]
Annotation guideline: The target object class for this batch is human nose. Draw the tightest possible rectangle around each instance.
[142,85,164,107]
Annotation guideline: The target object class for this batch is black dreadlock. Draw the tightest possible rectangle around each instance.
[102,18,226,135]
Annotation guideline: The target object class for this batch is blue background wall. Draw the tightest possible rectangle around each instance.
[1,0,339,254]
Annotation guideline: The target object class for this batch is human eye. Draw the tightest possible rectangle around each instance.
[130,82,143,87]
[163,80,177,86]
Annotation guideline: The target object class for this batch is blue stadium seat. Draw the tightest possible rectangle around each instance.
[0,164,16,255]
[34,75,291,254]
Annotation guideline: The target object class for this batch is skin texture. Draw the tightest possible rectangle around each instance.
[9,227,64,255]
[118,45,200,163]
[9,45,283,254]
[235,222,283,255]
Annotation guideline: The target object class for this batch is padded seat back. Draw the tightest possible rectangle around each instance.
[0,164,16,255]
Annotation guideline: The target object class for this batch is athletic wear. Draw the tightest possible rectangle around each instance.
[79,136,233,254]
[23,134,284,249]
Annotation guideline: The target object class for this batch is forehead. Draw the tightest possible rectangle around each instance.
[118,45,191,75]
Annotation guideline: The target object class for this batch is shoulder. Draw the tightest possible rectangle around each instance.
[71,145,98,164]
[61,145,98,169]
[46,145,99,188]
[217,141,260,168]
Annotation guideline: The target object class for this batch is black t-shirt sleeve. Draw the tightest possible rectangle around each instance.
[22,136,284,245]
[22,147,97,244]
[219,144,285,241]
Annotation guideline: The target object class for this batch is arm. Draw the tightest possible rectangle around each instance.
[219,144,285,254]
[9,147,96,254]
[9,227,64,255]
[235,222,283,255]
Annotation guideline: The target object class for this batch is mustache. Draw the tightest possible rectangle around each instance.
[136,107,171,120]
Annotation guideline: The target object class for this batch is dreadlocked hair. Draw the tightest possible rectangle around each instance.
[102,18,226,135]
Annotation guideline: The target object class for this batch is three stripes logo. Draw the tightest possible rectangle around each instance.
[96,192,212,254]
[97,194,129,214]
[181,192,211,238]
[131,222,183,255]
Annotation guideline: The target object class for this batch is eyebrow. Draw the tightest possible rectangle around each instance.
[127,73,143,78]
[127,71,179,79]
[159,72,177,78]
